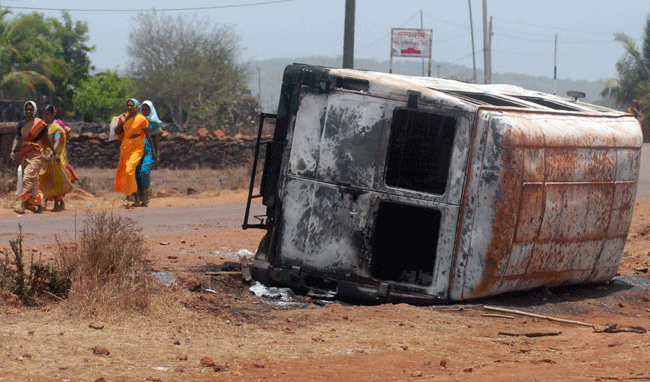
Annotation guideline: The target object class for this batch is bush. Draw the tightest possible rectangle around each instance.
[60,211,151,317]
[0,225,72,306]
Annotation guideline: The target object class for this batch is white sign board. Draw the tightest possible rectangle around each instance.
[391,28,432,58]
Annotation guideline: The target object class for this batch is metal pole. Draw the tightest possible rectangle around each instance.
[553,34,558,95]
[421,10,425,76]
[468,0,477,83]
[343,0,355,68]
[487,15,493,84]
[390,28,393,73]
[482,0,489,84]
[257,66,262,109]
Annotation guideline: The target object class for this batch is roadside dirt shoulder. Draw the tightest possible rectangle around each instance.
[0,194,649,381]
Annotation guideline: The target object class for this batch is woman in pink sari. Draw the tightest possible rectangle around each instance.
[8,101,57,214]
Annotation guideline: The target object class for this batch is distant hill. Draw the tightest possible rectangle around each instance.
[245,56,617,113]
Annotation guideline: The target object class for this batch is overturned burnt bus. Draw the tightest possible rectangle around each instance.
[243,64,642,304]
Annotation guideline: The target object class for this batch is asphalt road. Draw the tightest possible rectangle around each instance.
[0,201,266,247]
[2,142,650,246]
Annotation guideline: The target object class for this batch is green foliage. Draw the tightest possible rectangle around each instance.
[47,12,95,116]
[601,15,650,110]
[193,95,260,136]
[0,8,93,114]
[127,11,248,128]
[0,9,65,96]
[72,70,134,122]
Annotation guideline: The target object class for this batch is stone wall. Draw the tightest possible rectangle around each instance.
[0,122,270,170]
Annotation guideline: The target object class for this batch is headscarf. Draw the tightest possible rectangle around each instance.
[24,101,37,114]
[141,100,162,124]
[127,98,139,108]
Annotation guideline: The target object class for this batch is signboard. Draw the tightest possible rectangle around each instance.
[391,28,432,58]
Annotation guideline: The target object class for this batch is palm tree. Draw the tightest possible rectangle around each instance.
[0,9,67,99]
[600,33,649,108]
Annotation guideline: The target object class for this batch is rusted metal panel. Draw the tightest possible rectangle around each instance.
[454,112,641,300]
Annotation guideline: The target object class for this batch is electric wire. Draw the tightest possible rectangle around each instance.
[3,0,293,12]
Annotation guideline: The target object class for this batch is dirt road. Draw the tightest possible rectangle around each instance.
[0,197,264,247]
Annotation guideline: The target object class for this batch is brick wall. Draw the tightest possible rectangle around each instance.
[0,122,269,170]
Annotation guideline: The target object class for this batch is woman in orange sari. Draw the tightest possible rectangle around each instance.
[8,101,57,214]
[114,98,158,207]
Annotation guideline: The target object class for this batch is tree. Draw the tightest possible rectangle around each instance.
[0,9,67,98]
[72,70,133,122]
[127,11,248,128]
[601,15,650,109]
[47,12,95,116]
[193,95,260,136]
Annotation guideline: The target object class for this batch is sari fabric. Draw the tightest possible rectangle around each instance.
[18,119,48,207]
[134,100,163,200]
[38,122,74,200]
[114,113,148,195]
[135,120,163,199]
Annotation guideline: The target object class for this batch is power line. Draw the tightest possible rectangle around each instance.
[357,10,421,54]
[494,31,615,45]
[422,12,469,30]
[493,24,615,44]
[495,33,556,44]
[492,16,612,36]
[3,0,293,12]
[451,51,478,63]
[434,32,472,45]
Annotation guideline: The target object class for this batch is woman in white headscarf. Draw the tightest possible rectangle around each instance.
[131,100,162,207]
[8,101,57,214]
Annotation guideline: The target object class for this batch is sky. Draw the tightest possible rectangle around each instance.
[3,0,650,82]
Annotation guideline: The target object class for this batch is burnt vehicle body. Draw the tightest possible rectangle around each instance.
[243,64,642,304]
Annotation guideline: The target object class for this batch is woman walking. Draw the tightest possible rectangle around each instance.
[114,98,158,207]
[38,104,74,212]
[133,100,163,206]
[56,119,79,185]
[8,101,57,214]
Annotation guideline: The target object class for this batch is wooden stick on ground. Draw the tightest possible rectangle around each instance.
[484,305,595,327]
[482,313,515,319]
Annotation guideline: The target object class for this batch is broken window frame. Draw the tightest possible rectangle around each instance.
[384,108,458,195]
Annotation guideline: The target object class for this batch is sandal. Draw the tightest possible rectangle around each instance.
[13,206,25,214]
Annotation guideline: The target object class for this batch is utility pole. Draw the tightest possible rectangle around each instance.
[488,16,492,84]
[553,34,558,95]
[257,66,262,109]
[468,0,477,83]
[482,0,491,84]
[421,10,425,77]
[343,0,355,69]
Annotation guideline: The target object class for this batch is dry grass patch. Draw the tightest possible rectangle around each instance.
[72,167,253,197]
[57,211,153,318]
[0,226,72,306]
